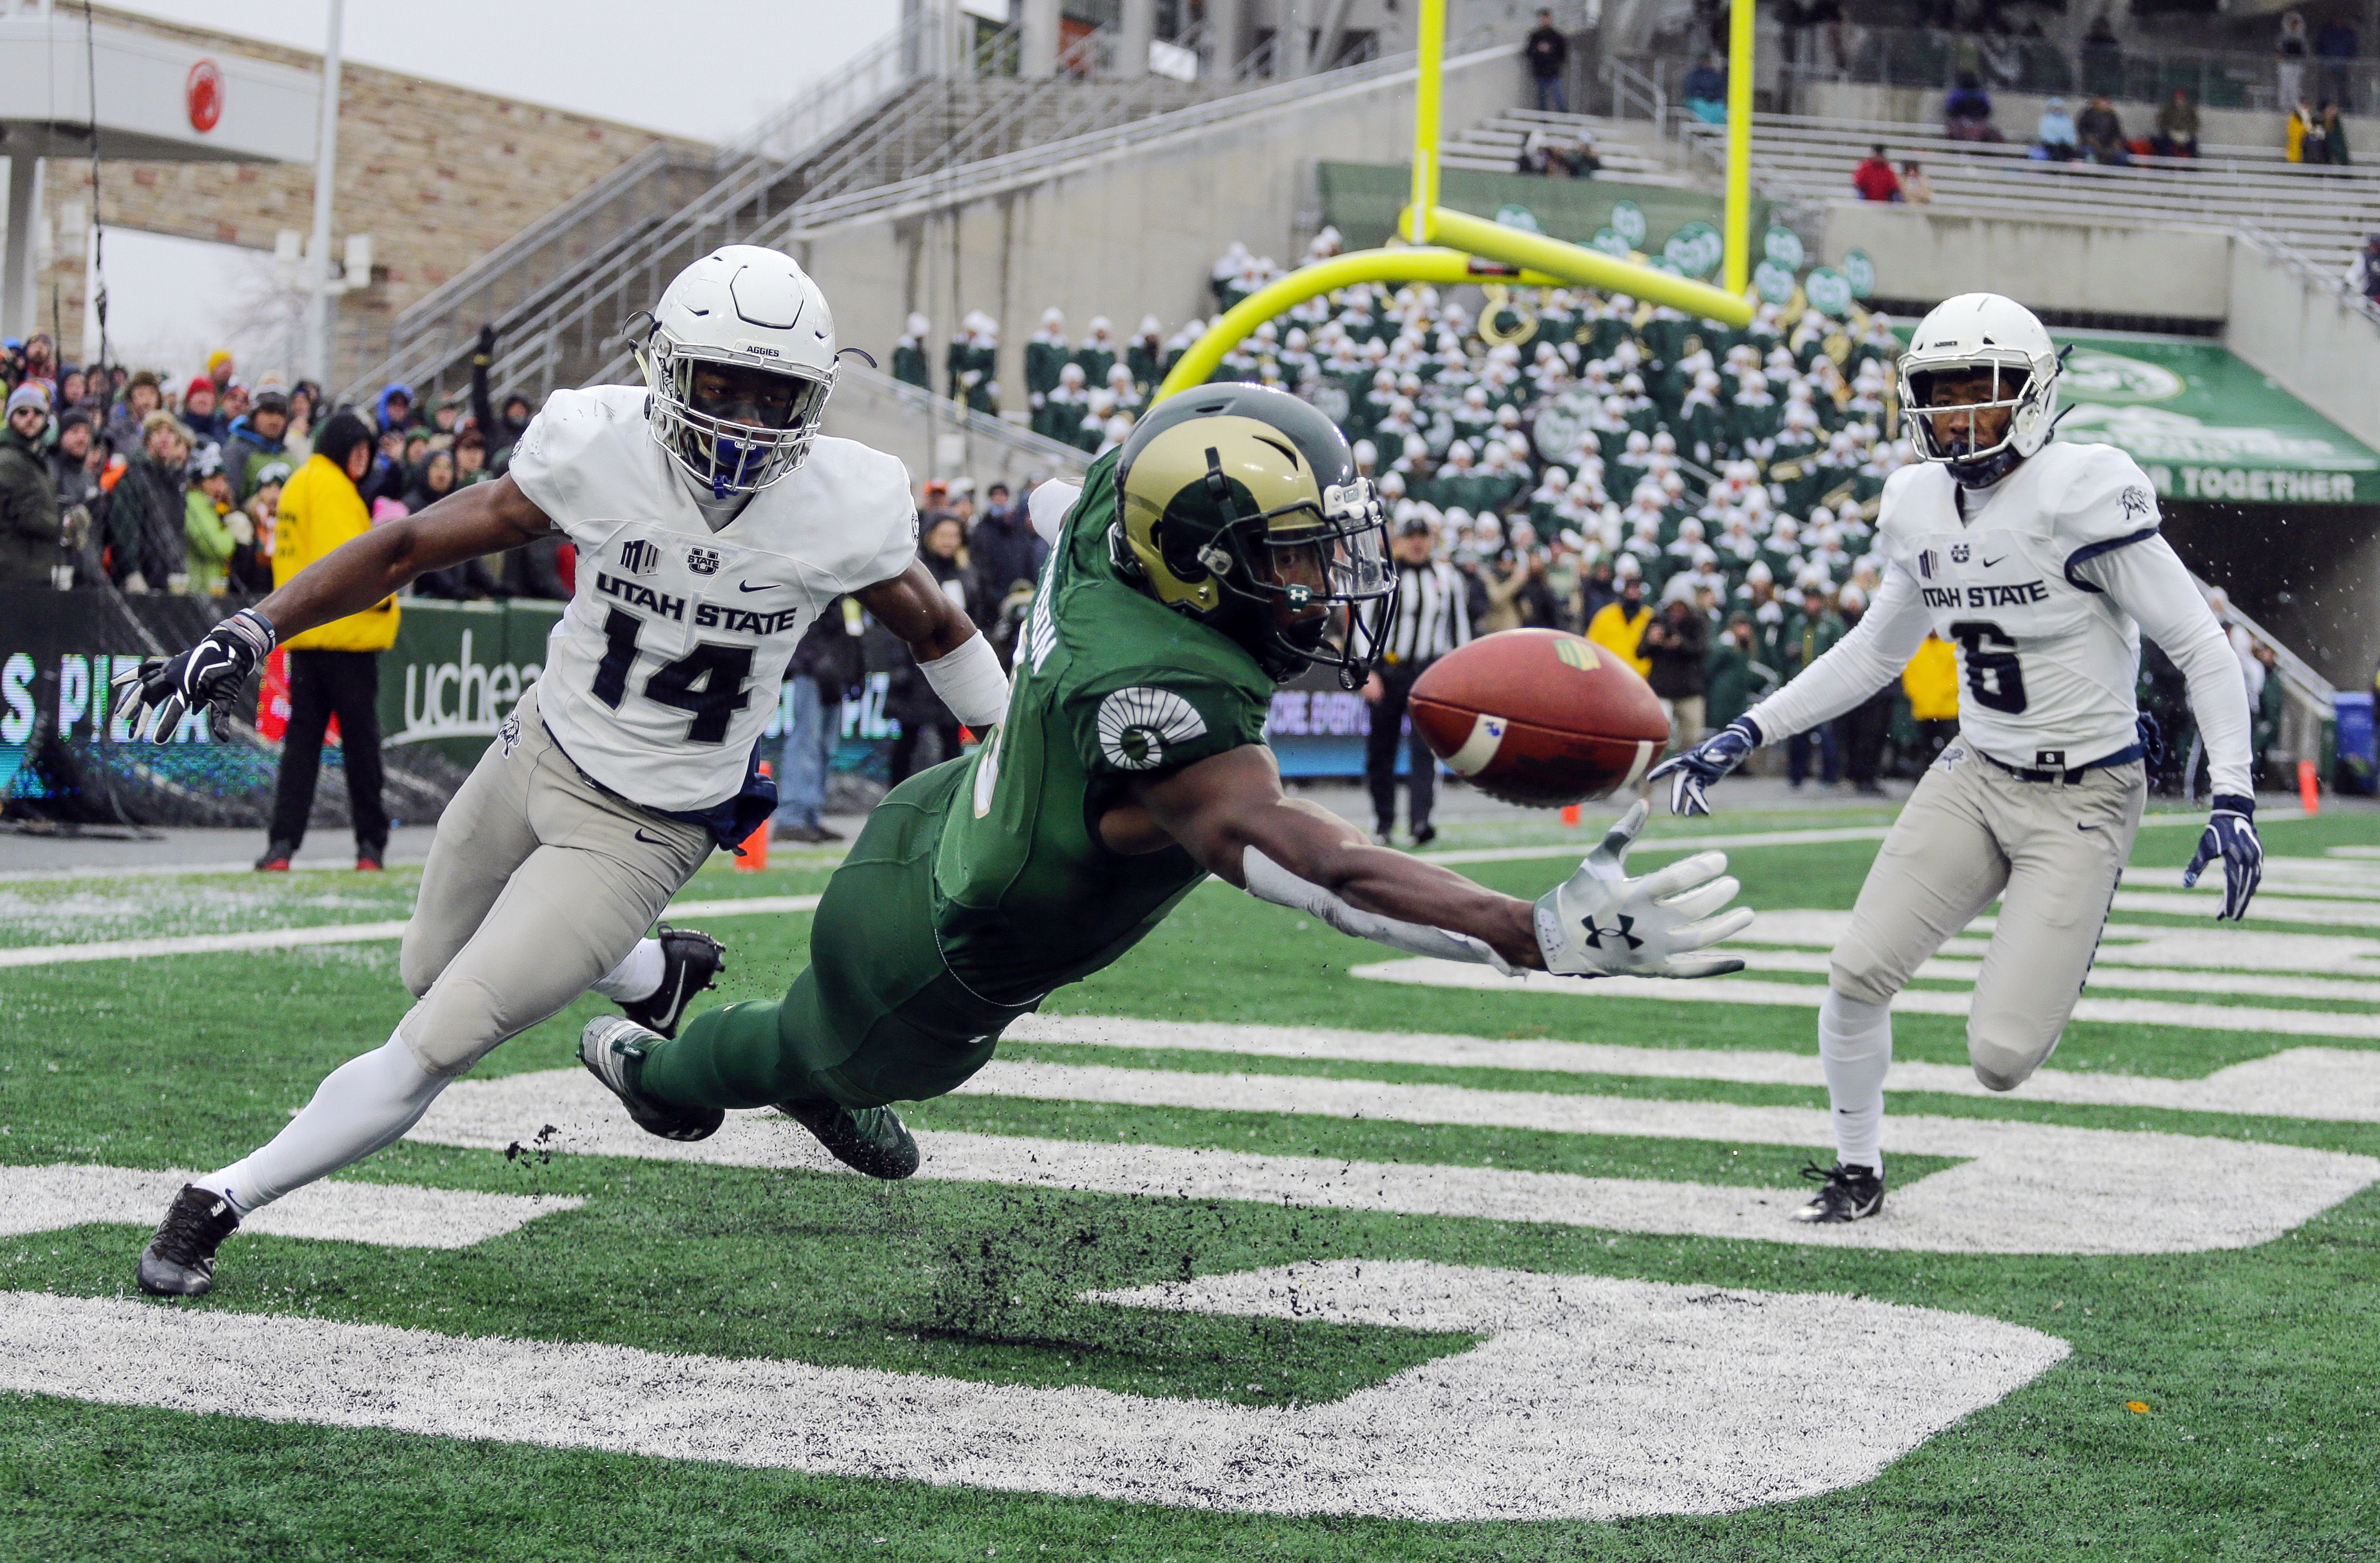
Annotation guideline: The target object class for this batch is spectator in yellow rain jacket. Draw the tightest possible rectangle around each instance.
[1903,630,1960,765]
[1586,573,1652,677]
[259,410,398,873]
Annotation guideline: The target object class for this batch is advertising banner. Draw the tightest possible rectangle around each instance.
[2047,333,2380,506]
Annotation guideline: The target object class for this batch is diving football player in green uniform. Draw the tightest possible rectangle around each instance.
[580,385,1754,1176]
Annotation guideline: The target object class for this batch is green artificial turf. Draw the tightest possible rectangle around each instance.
[3,807,2378,1559]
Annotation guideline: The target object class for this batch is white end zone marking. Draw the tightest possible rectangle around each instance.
[0,895,820,969]
[0,1266,2068,1520]
[0,1165,581,1248]
[1003,1014,2380,1122]
[1442,713,1506,775]
[409,1069,2377,1254]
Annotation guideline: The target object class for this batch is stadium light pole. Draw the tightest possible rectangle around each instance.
[304,0,344,385]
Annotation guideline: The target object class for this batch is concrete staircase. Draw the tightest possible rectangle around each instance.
[341,19,1234,409]
[1440,107,1697,188]
[1681,112,2380,278]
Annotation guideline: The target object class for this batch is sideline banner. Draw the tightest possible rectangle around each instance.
[3,591,1393,823]
[1,590,547,827]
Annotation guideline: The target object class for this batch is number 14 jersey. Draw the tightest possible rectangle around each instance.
[511,385,918,811]
[1872,441,2161,770]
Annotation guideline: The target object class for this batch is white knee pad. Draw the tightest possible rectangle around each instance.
[1968,1021,2058,1093]
[1826,949,1904,1010]
[397,976,521,1077]
[398,929,442,1002]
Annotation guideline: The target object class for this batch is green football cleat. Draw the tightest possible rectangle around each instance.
[579,1016,724,1142]
[777,1097,919,1180]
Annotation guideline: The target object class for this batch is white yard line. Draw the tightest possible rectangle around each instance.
[2,1165,580,1247]
[411,1069,2378,1255]
[0,1269,2065,1522]
[1350,957,2380,1041]
[0,894,821,969]
[1732,944,2380,1005]
[1004,1015,2380,1122]
[1418,808,2304,867]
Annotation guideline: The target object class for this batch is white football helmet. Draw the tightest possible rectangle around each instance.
[637,245,837,498]
[1897,292,2060,486]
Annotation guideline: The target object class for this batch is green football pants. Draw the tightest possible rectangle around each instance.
[636,762,1036,1112]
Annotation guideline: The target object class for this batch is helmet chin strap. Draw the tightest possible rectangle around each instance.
[1946,442,2024,489]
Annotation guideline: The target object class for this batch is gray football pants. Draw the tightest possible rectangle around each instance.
[396,682,713,1077]
[1828,740,2145,1091]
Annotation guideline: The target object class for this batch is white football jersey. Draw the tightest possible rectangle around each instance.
[510,386,917,811]
[1873,440,2161,770]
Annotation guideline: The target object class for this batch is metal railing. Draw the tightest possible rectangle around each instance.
[347,143,717,403]
[1770,23,2380,115]
[344,9,984,406]
[451,29,1526,412]
[1673,115,2380,252]
[2190,575,2335,781]
[771,33,1520,242]
[1599,55,1668,126]
[576,348,1091,484]
[2238,223,2380,328]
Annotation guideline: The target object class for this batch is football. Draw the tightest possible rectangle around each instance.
[1407,629,1672,807]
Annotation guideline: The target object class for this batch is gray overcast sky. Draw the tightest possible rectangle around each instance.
[85,1,903,376]
[104,0,903,143]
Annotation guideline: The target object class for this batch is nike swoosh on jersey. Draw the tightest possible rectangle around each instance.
[634,828,669,845]
[1981,554,2008,568]
[737,581,774,594]
[2078,821,2100,831]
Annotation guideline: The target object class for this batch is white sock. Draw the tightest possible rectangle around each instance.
[589,937,664,1004]
[195,1032,450,1215]
[1819,988,1893,1174]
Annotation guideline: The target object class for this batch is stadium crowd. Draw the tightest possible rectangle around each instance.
[885,234,2290,829]
[0,324,553,601]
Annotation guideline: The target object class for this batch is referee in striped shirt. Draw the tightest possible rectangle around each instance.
[1362,513,1471,846]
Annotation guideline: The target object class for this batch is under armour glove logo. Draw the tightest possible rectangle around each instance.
[2182,795,2261,922]
[110,607,275,744]
[1580,915,1642,950]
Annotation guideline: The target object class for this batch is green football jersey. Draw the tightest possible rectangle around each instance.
[930,451,1276,1007]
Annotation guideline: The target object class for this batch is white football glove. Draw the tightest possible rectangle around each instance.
[1534,799,1754,978]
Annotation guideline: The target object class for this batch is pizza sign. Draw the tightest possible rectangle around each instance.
[187,60,224,133]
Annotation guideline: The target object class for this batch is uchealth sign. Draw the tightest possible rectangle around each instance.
[378,600,562,766]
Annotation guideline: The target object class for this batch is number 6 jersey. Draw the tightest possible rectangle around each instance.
[510,385,918,811]
[1745,439,2253,793]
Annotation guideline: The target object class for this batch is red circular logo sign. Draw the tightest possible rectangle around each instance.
[187,60,223,133]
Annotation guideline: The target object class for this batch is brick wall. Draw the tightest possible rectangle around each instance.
[37,6,710,389]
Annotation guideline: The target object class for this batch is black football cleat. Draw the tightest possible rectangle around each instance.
[137,1184,241,1298]
[778,1097,919,1180]
[1790,1161,1886,1224]
[580,1017,724,1142]
[617,925,725,1039]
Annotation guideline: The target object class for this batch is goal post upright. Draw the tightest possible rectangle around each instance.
[1154,0,1752,406]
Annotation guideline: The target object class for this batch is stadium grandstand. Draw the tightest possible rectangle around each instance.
[6,3,2380,1559]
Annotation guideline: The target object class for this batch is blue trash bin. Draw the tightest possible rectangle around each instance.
[2333,692,2376,796]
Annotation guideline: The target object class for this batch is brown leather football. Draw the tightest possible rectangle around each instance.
[1407,628,1672,807]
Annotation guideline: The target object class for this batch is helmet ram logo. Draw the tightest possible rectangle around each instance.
[1116,415,1322,613]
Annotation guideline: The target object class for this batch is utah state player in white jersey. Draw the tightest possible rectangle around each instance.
[112,246,1013,1296]
[1651,292,2262,1225]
